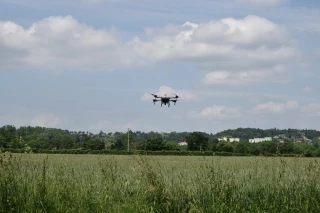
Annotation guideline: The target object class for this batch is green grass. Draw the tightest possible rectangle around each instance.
[1,152,320,212]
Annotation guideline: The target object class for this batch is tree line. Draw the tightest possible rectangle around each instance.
[1,125,320,156]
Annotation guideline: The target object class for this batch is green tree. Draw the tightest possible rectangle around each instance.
[116,133,135,151]
[186,132,209,151]
[8,136,24,149]
[293,142,313,155]
[136,136,166,151]
[83,139,105,150]
[0,125,17,147]
[216,142,234,152]
[248,143,260,155]
[35,129,66,149]
[61,135,75,149]
[258,141,278,154]
[0,138,5,148]
[235,142,249,154]
[164,141,180,151]
[279,141,294,154]
[314,148,320,157]
[105,137,116,149]
[208,138,219,151]
[304,149,314,157]
[136,141,147,150]
[111,138,125,150]
[146,136,165,151]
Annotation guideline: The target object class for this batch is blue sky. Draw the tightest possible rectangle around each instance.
[0,0,320,134]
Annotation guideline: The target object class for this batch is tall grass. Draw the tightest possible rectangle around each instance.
[1,152,320,212]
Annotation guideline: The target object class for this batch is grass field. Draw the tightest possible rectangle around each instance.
[1,153,320,212]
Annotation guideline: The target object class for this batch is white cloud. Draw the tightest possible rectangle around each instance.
[89,120,139,133]
[303,86,313,93]
[195,15,295,85]
[0,15,123,71]
[189,100,319,126]
[0,115,30,127]
[141,86,197,101]
[0,104,67,128]
[0,15,297,76]
[202,65,289,86]
[90,120,113,132]
[283,7,320,33]
[301,103,320,116]
[82,0,103,3]
[122,122,137,131]
[30,113,63,127]
[188,105,243,120]
[236,0,289,8]
[253,100,299,114]
[132,15,294,66]
[193,15,287,45]
[81,0,121,4]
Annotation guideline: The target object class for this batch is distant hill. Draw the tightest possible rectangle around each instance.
[1,125,320,146]
[121,128,320,143]
[214,128,320,142]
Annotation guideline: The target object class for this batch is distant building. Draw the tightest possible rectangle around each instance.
[249,137,272,143]
[178,142,188,146]
[229,138,240,142]
[218,137,239,142]
[218,137,228,141]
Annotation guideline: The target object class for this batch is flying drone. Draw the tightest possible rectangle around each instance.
[149,93,179,107]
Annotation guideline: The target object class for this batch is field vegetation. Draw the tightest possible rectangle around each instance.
[1,152,320,212]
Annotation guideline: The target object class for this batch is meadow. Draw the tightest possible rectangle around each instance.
[1,153,320,212]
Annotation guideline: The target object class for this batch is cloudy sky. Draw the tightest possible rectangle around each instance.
[0,0,320,133]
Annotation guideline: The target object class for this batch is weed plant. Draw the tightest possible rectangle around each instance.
[1,152,320,212]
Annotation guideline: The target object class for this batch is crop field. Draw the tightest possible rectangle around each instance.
[1,153,320,213]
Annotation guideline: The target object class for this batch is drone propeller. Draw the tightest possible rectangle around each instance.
[173,94,179,99]
[150,93,159,98]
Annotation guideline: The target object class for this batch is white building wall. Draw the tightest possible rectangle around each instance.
[249,137,273,143]
[178,142,188,146]
[229,138,240,142]
[218,137,228,141]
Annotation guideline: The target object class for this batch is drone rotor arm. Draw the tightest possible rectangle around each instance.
[149,93,159,98]
[168,94,179,99]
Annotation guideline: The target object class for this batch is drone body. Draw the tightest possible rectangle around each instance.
[150,93,179,107]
